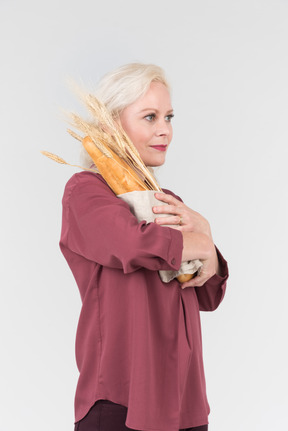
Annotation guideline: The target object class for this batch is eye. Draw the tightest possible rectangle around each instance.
[165,114,174,122]
[144,113,156,122]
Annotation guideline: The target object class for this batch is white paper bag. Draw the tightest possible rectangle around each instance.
[117,190,202,283]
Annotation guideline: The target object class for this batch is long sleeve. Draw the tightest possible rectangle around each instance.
[60,172,183,274]
[195,247,229,311]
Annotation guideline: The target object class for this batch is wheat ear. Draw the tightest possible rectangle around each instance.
[67,90,162,191]
[41,151,98,173]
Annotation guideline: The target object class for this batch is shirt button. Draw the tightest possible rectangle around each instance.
[171,258,176,265]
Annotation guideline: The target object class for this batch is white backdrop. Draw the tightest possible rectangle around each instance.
[1,1,287,430]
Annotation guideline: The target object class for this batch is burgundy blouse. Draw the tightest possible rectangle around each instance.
[60,171,228,431]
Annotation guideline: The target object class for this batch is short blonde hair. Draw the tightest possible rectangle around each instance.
[95,63,170,117]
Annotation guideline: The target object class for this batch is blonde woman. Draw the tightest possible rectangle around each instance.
[60,63,229,431]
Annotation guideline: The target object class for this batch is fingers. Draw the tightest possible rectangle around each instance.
[180,262,216,289]
[153,192,212,238]
[154,215,182,226]
[154,192,182,207]
[153,203,182,215]
[153,193,184,225]
[180,274,208,289]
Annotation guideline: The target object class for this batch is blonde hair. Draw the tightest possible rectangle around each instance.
[80,63,170,166]
[95,63,170,117]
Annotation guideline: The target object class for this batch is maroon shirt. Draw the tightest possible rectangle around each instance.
[60,171,228,431]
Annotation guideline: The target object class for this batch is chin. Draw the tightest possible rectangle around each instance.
[145,157,166,168]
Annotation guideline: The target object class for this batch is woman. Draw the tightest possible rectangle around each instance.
[60,63,228,431]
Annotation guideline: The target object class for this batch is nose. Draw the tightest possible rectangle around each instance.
[155,118,172,137]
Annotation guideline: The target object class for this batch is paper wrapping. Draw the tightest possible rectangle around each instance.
[117,190,202,283]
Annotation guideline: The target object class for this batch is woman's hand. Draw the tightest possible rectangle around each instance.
[153,192,220,288]
[153,192,212,239]
[181,232,220,289]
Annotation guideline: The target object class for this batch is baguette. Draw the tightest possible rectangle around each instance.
[176,273,194,283]
[83,136,195,283]
[82,136,148,194]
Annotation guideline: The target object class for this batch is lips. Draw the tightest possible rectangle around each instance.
[151,145,167,152]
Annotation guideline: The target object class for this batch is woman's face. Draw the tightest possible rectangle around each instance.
[119,82,173,167]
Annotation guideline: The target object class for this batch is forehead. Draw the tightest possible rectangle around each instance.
[131,82,172,112]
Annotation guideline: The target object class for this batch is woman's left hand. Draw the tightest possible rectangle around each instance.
[153,192,212,239]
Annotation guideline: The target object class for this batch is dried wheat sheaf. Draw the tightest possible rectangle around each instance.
[41,85,161,192]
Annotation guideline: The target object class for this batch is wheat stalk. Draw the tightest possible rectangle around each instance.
[67,89,161,191]
[41,151,98,173]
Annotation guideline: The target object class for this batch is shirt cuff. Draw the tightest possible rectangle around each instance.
[211,246,229,285]
[165,227,183,271]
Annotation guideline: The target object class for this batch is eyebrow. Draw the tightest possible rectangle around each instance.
[139,108,174,114]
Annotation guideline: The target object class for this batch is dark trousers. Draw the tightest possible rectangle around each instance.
[74,400,208,431]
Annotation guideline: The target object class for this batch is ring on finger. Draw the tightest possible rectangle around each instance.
[179,215,184,226]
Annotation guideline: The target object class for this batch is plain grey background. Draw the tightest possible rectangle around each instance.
[1,0,287,430]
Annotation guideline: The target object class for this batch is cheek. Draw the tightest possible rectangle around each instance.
[132,136,147,159]
[128,130,145,150]
[129,128,150,148]
[120,119,133,139]
[119,115,151,150]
